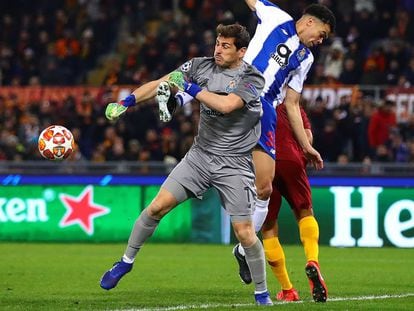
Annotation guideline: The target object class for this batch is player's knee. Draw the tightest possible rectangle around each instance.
[295,207,314,220]
[261,218,276,232]
[147,201,171,219]
[231,220,256,246]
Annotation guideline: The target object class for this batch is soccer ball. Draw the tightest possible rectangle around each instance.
[38,125,75,160]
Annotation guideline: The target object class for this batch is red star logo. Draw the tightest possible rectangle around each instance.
[59,186,110,235]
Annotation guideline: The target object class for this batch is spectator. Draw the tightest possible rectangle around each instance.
[308,96,331,139]
[401,115,414,141]
[402,57,414,85]
[350,100,372,161]
[1,0,414,165]
[315,119,342,162]
[360,58,386,85]
[368,100,397,153]
[337,153,350,165]
[389,130,410,162]
[339,58,360,84]
[323,39,345,82]
[407,140,414,163]
[374,144,393,162]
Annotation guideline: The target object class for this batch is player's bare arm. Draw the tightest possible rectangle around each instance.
[284,87,311,150]
[168,79,245,114]
[245,0,257,11]
[305,128,313,145]
[129,74,171,104]
[196,91,244,114]
[105,73,172,121]
[285,87,323,169]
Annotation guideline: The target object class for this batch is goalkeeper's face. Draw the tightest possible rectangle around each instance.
[214,35,246,69]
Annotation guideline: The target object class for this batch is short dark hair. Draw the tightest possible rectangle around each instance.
[216,24,250,50]
[304,4,336,34]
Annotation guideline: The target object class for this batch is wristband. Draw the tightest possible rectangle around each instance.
[183,82,202,98]
[120,94,136,107]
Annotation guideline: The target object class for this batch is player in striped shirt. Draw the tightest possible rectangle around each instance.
[232,0,335,303]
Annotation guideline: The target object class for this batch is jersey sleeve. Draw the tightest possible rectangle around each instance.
[232,68,265,105]
[255,0,292,26]
[175,57,205,82]
[287,53,314,93]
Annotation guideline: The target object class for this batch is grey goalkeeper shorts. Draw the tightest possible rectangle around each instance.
[162,145,256,217]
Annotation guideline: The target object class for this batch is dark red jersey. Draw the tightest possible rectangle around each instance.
[275,104,311,164]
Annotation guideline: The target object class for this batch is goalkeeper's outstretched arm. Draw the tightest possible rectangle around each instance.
[105,73,171,121]
[130,74,169,105]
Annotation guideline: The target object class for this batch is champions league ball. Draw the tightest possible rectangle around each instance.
[38,125,74,160]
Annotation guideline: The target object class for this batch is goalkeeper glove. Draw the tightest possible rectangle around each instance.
[168,71,185,90]
[105,94,136,121]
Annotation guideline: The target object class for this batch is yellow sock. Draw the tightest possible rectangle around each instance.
[299,215,319,263]
[263,237,292,290]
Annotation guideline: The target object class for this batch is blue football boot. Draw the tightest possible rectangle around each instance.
[100,260,133,290]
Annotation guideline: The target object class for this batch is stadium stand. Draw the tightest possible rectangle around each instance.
[1,0,414,166]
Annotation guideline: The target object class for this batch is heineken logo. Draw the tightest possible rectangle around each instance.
[0,198,49,222]
[59,186,110,235]
[330,187,414,248]
[0,186,110,236]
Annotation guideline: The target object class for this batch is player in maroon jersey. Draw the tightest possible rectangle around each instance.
[262,103,327,302]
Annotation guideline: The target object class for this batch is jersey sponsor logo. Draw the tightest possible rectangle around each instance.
[180,60,192,72]
[296,48,306,61]
[270,43,292,69]
[204,108,223,117]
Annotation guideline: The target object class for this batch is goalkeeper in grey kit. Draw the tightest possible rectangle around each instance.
[100,23,273,305]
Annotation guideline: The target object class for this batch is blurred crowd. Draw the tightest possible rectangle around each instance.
[1,0,414,164]
[305,95,414,164]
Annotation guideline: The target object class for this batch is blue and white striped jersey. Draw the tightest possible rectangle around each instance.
[244,0,314,107]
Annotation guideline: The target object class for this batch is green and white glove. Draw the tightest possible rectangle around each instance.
[105,103,127,121]
[105,94,136,121]
[168,71,185,91]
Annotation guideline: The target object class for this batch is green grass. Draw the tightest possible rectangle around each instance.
[1,243,413,310]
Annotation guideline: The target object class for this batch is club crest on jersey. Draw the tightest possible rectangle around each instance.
[180,60,192,72]
[270,43,291,69]
[296,48,306,61]
[225,80,237,93]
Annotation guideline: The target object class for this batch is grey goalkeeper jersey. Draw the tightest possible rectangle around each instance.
[177,57,265,156]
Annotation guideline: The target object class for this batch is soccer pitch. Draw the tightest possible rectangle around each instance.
[1,243,413,310]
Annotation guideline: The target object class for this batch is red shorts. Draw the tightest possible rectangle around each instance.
[266,159,312,221]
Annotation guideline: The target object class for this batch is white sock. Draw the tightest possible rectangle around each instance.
[122,254,134,264]
[252,198,270,232]
[238,243,246,256]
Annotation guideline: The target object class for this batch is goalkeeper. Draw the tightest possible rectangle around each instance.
[101,23,273,306]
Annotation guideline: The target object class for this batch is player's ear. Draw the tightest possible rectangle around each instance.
[306,16,315,27]
[238,46,247,57]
